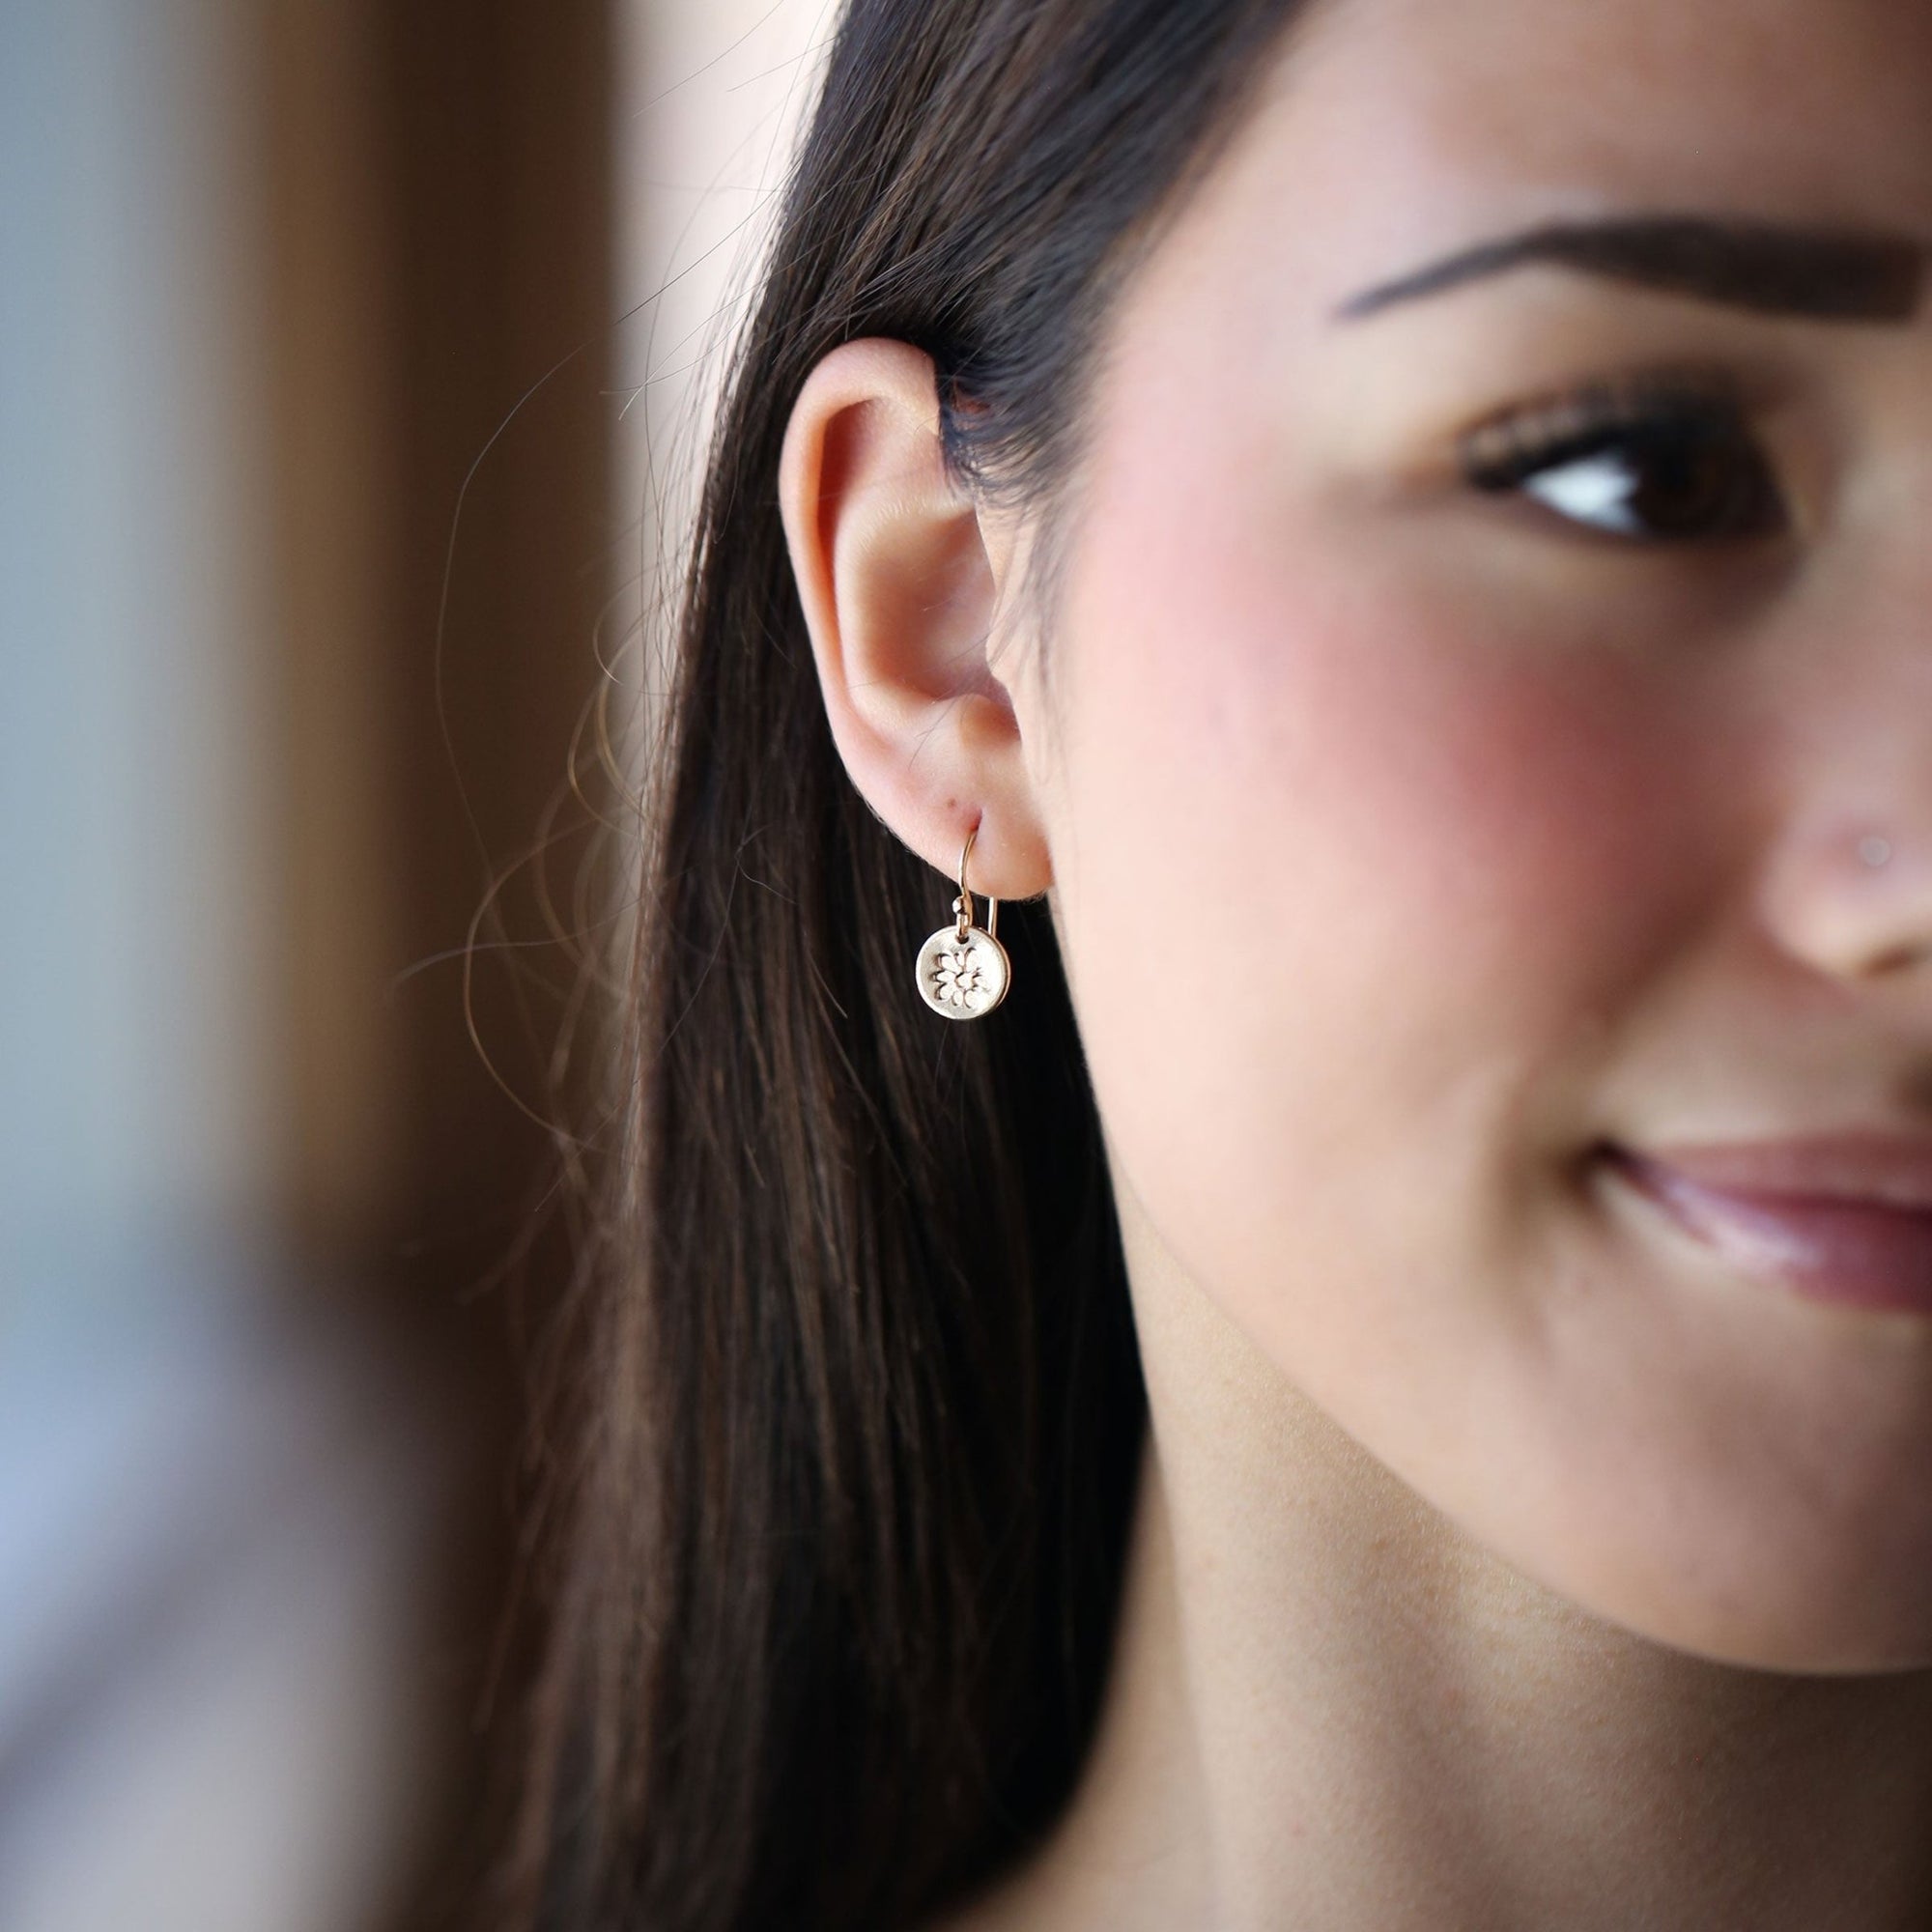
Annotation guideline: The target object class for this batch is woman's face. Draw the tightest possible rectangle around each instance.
[1017,0,1932,1669]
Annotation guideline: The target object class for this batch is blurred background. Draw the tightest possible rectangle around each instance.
[0,1,827,1924]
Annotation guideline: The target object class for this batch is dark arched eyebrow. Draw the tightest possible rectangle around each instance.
[1333,213,1925,324]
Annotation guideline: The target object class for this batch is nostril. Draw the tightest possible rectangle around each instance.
[1873,937,1932,973]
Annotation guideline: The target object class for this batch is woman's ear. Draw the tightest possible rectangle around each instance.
[778,337,1053,900]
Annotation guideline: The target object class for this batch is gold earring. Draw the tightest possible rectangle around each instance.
[915,823,1011,1019]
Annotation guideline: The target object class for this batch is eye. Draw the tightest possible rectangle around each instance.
[1458,375,1789,545]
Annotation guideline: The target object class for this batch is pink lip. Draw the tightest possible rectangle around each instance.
[1603,1138,1932,1315]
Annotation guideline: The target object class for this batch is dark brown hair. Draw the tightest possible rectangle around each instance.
[518,2,1304,1926]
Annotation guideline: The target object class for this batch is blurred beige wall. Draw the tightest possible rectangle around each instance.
[263,0,400,1250]
[259,0,837,1273]
[260,0,616,1286]
[613,0,832,709]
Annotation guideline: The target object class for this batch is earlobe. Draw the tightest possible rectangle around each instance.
[778,338,1053,902]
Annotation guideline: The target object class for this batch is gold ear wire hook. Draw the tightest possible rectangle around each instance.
[954,823,999,943]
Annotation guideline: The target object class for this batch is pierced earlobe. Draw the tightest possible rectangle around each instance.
[914,822,1012,1019]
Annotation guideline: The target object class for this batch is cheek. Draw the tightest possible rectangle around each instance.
[1046,426,1700,1350]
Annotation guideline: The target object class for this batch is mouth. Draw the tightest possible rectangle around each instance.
[1598,1142,1932,1317]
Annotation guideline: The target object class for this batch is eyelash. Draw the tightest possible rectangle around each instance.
[1456,372,1789,545]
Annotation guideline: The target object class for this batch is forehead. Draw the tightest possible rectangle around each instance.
[1215,0,1932,290]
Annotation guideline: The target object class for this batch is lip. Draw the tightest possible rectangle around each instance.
[1601,1136,1932,1315]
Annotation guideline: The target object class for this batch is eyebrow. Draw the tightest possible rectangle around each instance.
[1333,213,1926,324]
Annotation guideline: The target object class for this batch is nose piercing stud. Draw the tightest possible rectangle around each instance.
[1859,836,1894,869]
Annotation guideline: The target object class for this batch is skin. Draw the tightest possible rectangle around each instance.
[778,0,1932,1924]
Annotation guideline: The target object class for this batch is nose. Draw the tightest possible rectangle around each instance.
[1762,607,1932,997]
[1751,449,1932,991]
[1745,400,1932,1005]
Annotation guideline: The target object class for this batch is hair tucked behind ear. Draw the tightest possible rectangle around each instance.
[513,3,1303,1927]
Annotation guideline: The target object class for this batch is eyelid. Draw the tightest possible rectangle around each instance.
[1454,361,1758,487]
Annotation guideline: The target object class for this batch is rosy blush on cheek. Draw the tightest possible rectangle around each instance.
[1054,362,1701,1212]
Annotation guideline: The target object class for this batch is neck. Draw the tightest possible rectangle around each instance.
[950,1175,1932,1932]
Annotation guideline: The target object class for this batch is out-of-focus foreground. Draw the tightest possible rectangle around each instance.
[0,1,825,1926]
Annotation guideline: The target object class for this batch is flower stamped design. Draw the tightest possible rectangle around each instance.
[915,923,1010,1020]
[932,945,984,1009]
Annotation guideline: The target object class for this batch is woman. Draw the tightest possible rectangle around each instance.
[516,0,1932,1924]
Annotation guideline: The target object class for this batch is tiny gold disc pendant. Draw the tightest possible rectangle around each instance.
[915,922,1009,1020]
